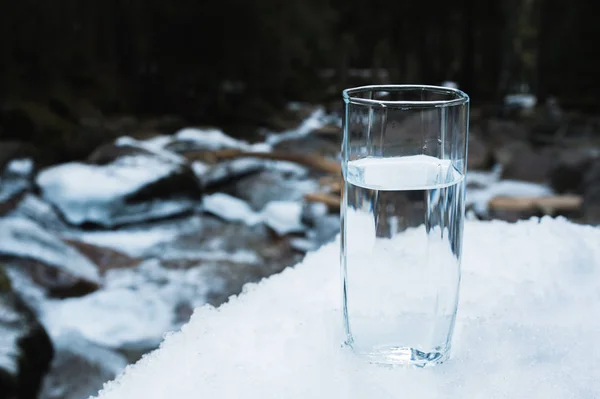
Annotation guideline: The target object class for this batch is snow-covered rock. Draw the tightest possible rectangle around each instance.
[0,268,54,399]
[42,261,214,351]
[0,217,100,285]
[37,148,202,227]
[94,217,600,399]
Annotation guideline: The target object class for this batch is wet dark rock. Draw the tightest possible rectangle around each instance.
[39,332,127,399]
[222,170,318,211]
[62,240,142,275]
[153,218,303,280]
[483,118,529,146]
[37,144,203,227]
[202,158,265,189]
[273,135,340,159]
[550,148,599,194]
[0,266,54,399]
[495,141,554,183]
[467,130,493,170]
[0,217,100,298]
[582,160,600,225]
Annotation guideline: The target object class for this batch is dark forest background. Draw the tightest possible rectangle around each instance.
[0,0,599,164]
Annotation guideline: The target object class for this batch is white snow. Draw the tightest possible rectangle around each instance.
[261,201,304,235]
[266,107,328,145]
[115,137,186,164]
[504,93,537,109]
[190,161,210,178]
[94,217,600,399]
[0,217,100,283]
[71,216,205,257]
[43,260,213,350]
[37,155,192,226]
[5,158,34,176]
[202,193,262,225]
[174,128,250,151]
[202,194,305,235]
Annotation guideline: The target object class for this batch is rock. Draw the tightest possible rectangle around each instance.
[61,240,142,275]
[202,158,265,189]
[222,170,319,211]
[37,144,203,227]
[467,130,492,170]
[549,148,599,194]
[5,195,70,234]
[273,135,340,159]
[495,141,554,183]
[39,332,127,399]
[582,160,600,225]
[0,217,100,298]
[0,158,35,217]
[0,266,54,399]
[150,218,303,278]
[483,119,529,147]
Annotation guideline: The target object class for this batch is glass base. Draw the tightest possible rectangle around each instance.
[351,345,450,368]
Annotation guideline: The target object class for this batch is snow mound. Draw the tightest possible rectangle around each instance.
[94,218,600,398]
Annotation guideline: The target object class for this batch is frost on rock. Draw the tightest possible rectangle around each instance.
[94,218,600,399]
[36,154,200,227]
[0,217,100,284]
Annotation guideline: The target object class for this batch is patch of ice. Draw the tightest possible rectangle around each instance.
[0,217,100,283]
[5,158,34,176]
[261,201,304,235]
[94,217,600,399]
[202,193,261,225]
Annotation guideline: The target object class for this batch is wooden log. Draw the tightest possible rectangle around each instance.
[488,195,583,214]
[187,149,341,174]
[304,193,341,209]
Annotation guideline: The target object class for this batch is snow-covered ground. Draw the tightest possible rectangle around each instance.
[94,217,600,399]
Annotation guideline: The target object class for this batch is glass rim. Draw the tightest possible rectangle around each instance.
[342,84,470,108]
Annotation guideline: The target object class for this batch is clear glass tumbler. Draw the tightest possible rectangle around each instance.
[341,85,469,367]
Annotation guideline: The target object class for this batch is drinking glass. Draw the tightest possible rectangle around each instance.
[341,85,469,366]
